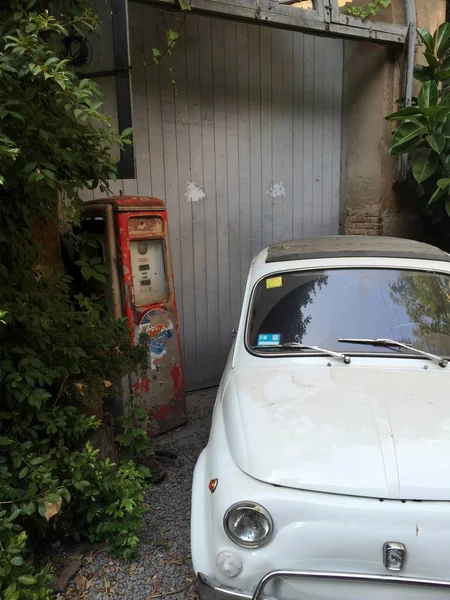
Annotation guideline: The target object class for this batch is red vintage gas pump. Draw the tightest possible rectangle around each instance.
[80,196,187,436]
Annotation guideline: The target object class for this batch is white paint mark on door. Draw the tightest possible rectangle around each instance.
[267,181,286,198]
[185,181,206,202]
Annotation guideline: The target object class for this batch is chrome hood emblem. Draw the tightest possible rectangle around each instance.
[384,542,406,571]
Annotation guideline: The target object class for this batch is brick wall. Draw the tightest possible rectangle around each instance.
[345,208,383,236]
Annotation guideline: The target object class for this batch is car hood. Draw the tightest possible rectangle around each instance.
[223,365,450,500]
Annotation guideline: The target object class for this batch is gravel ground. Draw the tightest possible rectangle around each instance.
[58,387,216,600]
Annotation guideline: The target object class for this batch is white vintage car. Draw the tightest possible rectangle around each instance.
[190,235,450,600]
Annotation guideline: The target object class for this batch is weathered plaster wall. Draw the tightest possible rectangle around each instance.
[342,0,446,238]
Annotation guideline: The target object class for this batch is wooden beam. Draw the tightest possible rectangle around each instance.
[133,0,407,44]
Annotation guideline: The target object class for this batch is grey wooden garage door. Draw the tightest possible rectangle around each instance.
[88,4,344,388]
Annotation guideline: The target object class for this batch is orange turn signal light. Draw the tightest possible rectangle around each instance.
[209,478,218,493]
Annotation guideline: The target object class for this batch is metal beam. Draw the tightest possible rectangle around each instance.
[111,0,135,179]
[399,0,417,180]
[134,0,407,44]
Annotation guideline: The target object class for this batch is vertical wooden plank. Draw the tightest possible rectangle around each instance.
[260,27,273,249]
[321,36,335,236]
[248,23,262,259]
[143,6,165,199]
[312,36,325,237]
[281,30,294,243]
[156,10,184,368]
[122,179,138,195]
[236,22,251,297]
[332,39,344,234]
[224,20,240,359]
[302,35,314,238]
[211,18,231,370]
[292,31,304,240]
[128,3,152,197]
[199,16,220,382]
[186,14,208,384]
[271,28,283,244]
[171,13,197,382]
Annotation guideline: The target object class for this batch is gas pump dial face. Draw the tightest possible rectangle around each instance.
[137,241,148,255]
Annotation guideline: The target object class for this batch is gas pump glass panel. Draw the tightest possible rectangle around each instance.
[130,238,168,306]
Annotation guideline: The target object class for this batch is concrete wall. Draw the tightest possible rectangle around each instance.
[342,0,446,238]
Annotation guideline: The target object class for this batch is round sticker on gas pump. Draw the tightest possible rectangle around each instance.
[138,308,174,369]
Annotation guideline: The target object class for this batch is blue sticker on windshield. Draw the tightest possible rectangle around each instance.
[257,333,281,347]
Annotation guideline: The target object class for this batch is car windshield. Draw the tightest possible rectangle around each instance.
[247,268,450,355]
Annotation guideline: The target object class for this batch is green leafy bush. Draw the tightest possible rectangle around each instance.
[0,511,53,600]
[0,1,150,597]
[346,0,391,20]
[386,23,450,222]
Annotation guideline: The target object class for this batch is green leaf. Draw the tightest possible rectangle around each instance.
[436,23,450,58]
[178,0,192,10]
[0,436,11,446]
[165,28,179,44]
[10,557,24,567]
[428,186,446,206]
[91,270,107,283]
[414,65,433,82]
[385,106,422,121]
[418,81,438,111]
[44,494,61,503]
[434,69,450,81]
[424,51,440,68]
[426,133,445,153]
[9,509,22,521]
[59,488,71,503]
[417,28,434,54]
[17,576,37,586]
[411,148,439,183]
[446,197,450,217]
[422,106,450,117]
[81,266,92,280]
[8,111,23,121]
[18,466,28,479]
[390,122,426,155]
[442,117,450,136]
[438,178,450,189]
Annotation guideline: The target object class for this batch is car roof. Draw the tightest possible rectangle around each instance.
[265,235,450,263]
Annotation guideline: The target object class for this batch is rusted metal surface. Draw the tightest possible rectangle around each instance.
[128,215,164,237]
[114,201,186,436]
[86,196,165,210]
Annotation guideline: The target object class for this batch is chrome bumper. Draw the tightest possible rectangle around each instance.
[197,570,450,600]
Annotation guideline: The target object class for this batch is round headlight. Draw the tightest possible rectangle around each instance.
[223,502,273,548]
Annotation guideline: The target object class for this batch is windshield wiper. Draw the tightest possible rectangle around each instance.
[338,338,448,368]
[281,342,351,364]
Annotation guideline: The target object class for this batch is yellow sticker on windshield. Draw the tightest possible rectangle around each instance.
[266,276,282,289]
